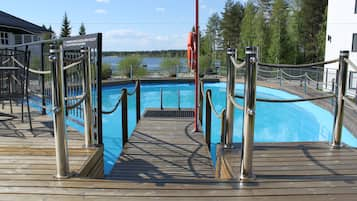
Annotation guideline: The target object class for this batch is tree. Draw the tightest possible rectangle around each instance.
[117,55,146,78]
[199,55,213,75]
[220,0,244,48]
[60,12,71,38]
[286,0,303,64]
[79,23,86,35]
[317,6,328,61]
[300,0,328,62]
[160,57,181,77]
[253,8,269,62]
[101,63,112,80]
[239,1,256,57]
[268,0,289,63]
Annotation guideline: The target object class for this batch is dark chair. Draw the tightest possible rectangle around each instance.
[0,48,32,131]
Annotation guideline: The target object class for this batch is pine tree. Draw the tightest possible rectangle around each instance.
[79,23,86,36]
[317,6,328,61]
[205,12,222,65]
[239,1,256,57]
[253,8,269,62]
[300,0,328,62]
[268,0,289,64]
[220,0,244,49]
[60,12,71,38]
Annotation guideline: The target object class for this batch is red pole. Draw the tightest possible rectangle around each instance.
[194,0,199,132]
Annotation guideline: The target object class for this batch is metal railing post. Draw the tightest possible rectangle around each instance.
[205,89,212,150]
[81,47,93,147]
[279,68,282,87]
[50,44,69,178]
[240,46,257,182]
[220,109,226,144]
[316,72,320,90]
[325,68,328,89]
[225,48,235,148]
[304,74,307,95]
[40,43,46,115]
[199,80,203,125]
[160,88,163,110]
[332,50,349,148]
[136,80,141,123]
[122,88,128,146]
[178,88,181,110]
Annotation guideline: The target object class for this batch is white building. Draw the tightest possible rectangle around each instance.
[0,10,50,48]
[324,0,357,96]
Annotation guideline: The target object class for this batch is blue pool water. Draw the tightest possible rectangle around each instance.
[101,82,357,175]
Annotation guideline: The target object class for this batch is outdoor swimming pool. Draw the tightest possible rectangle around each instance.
[101,82,357,175]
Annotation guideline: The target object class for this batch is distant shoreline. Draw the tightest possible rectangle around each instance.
[103,50,186,57]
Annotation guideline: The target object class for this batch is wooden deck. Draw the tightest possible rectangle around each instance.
[1,107,357,200]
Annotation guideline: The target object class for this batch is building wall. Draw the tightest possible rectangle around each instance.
[324,0,357,96]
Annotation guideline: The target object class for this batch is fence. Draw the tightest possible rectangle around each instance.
[2,33,103,178]
[202,46,357,182]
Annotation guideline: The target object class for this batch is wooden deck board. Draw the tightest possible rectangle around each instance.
[1,106,357,200]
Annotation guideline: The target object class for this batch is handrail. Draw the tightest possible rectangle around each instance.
[228,94,244,110]
[345,58,357,71]
[66,93,87,110]
[281,70,305,78]
[102,93,124,114]
[230,56,246,69]
[11,56,51,74]
[63,61,82,71]
[234,94,335,103]
[127,80,139,96]
[207,92,225,119]
[257,58,339,69]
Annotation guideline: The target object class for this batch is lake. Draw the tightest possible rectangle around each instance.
[102,56,189,73]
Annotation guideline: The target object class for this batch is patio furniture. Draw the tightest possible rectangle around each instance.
[0,49,32,131]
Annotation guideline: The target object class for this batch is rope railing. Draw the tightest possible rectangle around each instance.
[258,68,279,74]
[257,58,339,69]
[127,81,139,96]
[228,94,244,110]
[230,56,246,69]
[1,58,10,65]
[207,93,225,119]
[11,56,51,75]
[101,93,124,114]
[345,58,357,71]
[281,70,306,79]
[234,94,335,103]
[63,61,82,71]
[66,93,87,110]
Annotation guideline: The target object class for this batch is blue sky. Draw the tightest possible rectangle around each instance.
[1,0,246,51]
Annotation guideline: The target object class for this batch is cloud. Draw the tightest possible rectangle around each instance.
[201,4,207,9]
[155,7,165,13]
[103,29,186,51]
[95,9,107,14]
[96,0,110,3]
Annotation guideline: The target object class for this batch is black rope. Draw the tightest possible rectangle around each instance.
[102,93,123,114]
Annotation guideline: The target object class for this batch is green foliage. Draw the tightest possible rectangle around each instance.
[199,55,212,75]
[101,63,112,80]
[60,12,71,38]
[268,0,289,63]
[221,0,244,48]
[117,55,146,78]
[317,6,328,61]
[253,8,269,62]
[79,23,86,36]
[239,1,256,57]
[160,57,181,77]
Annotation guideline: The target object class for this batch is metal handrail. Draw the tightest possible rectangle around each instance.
[257,58,339,69]
[127,80,139,96]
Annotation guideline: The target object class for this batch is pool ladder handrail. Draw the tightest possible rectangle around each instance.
[160,88,181,110]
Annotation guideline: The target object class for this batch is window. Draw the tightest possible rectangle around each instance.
[24,35,32,43]
[0,32,9,45]
[352,34,357,52]
[33,35,39,42]
[14,34,22,44]
[349,72,357,89]
[355,0,357,13]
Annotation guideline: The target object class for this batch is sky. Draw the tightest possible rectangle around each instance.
[1,0,246,51]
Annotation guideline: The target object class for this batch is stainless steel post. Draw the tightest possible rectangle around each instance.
[82,47,93,147]
[240,46,257,182]
[50,44,69,178]
[332,50,349,148]
[225,48,235,148]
